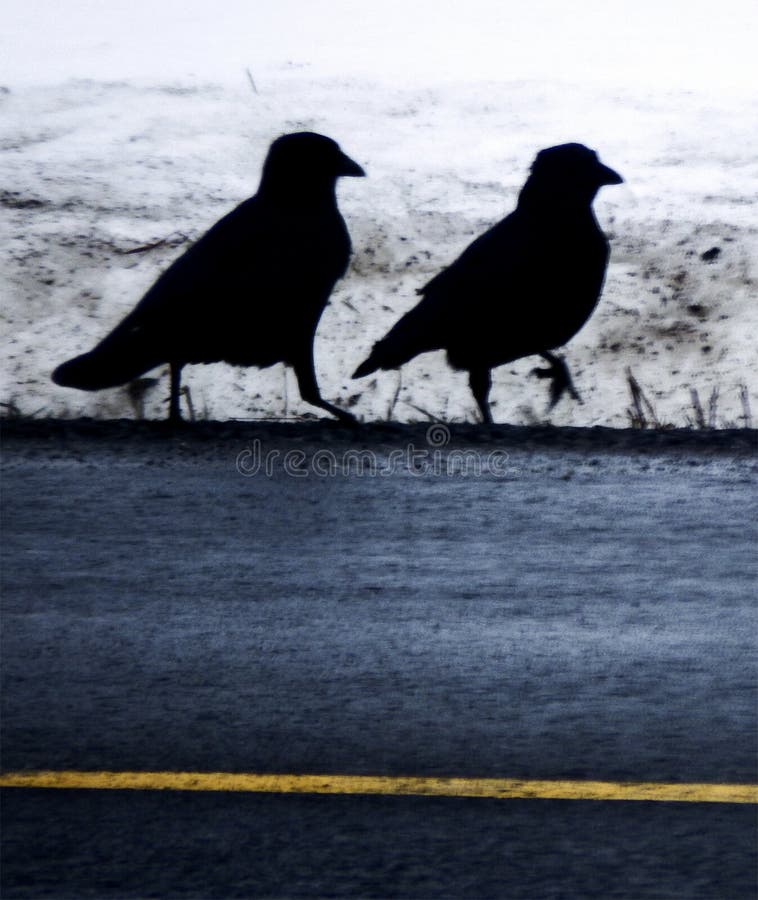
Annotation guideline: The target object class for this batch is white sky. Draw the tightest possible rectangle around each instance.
[3,0,756,93]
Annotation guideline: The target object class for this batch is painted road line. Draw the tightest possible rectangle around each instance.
[1,771,756,803]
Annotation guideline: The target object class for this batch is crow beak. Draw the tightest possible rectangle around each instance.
[337,152,366,178]
[597,162,623,186]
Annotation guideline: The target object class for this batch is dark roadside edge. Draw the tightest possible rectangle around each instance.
[1,418,756,457]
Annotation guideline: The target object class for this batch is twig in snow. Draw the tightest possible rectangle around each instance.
[626,369,660,429]
[118,234,190,256]
[690,388,706,429]
[181,385,196,422]
[120,238,170,256]
[387,372,402,421]
[402,400,445,423]
[707,386,720,429]
[739,384,752,429]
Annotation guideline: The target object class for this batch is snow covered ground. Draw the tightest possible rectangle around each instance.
[1,1,756,425]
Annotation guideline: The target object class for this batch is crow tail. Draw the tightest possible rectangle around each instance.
[352,349,381,379]
[352,338,407,378]
[353,317,441,378]
[52,339,162,391]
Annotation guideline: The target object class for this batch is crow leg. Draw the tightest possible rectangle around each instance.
[469,367,493,424]
[293,354,357,424]
[168,362,184,422]
[531,351,581,408]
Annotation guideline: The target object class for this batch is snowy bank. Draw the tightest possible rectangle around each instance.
[1,3,756,425]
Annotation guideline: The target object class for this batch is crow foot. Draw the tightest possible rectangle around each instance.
[530,353,581,409]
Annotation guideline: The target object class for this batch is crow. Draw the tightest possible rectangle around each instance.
[52,132,365,423]
[353,143,622,423]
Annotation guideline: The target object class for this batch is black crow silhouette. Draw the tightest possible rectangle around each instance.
[53,132,365,422]
[353,143,622,423]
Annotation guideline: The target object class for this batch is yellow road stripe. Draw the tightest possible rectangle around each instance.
[1,771,756,803]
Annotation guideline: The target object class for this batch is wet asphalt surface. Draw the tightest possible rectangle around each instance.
[1,421,757,899]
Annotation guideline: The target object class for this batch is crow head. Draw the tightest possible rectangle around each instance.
[527,143,622,205]
[261,132,365,197]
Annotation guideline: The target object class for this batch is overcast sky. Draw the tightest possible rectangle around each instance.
[3,0,756,93]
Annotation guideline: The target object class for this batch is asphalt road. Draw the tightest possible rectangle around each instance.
[1,422,756,899]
